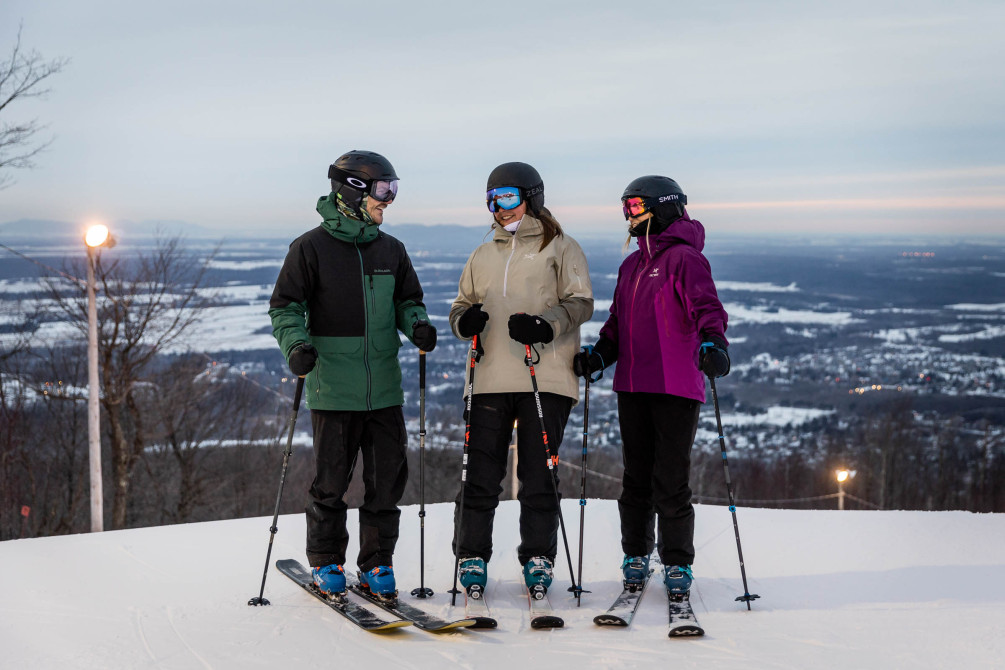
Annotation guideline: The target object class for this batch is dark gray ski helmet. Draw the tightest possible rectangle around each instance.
[487,162,545,213]
[329,150,398,184]
[621,175,686,209]
[327,150,399,218]
[622,175,688,236]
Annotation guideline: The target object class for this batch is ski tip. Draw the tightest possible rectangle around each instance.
[370,620,414,632]
[420,619,480,632]
[593,615,628,626]
[668,625,705,638]
[468,616,498,629]
[530,615,564,629]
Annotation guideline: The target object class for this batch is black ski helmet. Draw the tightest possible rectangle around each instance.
[487,162,545,214]
[327,150,399,219]
[621,175,687,236]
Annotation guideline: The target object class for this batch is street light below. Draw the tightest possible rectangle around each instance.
[835,469,851,510]
[85,223,115,532]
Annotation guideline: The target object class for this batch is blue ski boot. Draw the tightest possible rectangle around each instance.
[359,565,397,599]
[621,555,650,591]
[664,564,693,595]
[458,557,487,597]
[311,563,346,596]
[522,556,554,599]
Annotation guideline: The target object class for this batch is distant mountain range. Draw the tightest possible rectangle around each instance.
[0,218,217,243]
[0,218,622,251]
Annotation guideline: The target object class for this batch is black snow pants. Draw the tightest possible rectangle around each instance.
[453,392,574,566]
[617,391,701,567]
[305,405,408,572]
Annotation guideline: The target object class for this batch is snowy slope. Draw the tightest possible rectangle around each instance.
[2,500,1004,669]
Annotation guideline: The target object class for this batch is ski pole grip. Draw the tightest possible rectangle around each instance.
[419,350,426,386]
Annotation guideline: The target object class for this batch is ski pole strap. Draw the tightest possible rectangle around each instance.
[581,344,604,383]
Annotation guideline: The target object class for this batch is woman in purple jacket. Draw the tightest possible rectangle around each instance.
[574,175,730,595]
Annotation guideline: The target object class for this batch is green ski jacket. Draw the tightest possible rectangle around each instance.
[269,194,429,411]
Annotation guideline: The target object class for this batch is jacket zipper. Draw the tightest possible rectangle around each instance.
[356,241,372,410]
[502,234,517,297]
[627,258,652,393]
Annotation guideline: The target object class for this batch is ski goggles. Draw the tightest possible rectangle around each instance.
[621,196,653,220]
[486,186,522,212]
[369,179,398,202]
[328,166,399,202]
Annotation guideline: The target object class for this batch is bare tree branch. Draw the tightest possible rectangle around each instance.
[0,23,69,188]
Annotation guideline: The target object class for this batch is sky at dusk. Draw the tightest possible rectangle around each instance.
[2,0,1004,237]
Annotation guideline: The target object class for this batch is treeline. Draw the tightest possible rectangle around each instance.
[3,353,1002,541]
[690,400,1004,513]
[0,347,288,539]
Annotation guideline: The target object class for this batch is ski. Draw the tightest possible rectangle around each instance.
[527,584,564,629]
[462,584,498,629]
[593,565,655,627]
[667,592,704,638]
[347,575,477,632]
[275,559,411,632]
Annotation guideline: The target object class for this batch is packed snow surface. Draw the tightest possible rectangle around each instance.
[2,500,1004,669]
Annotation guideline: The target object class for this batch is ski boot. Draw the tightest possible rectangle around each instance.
[311,563,346,598]
[664,564,693,596]
[621,555,650,592]
[458,557,487,599]
[522,556,554,601]
[359,565,397,601]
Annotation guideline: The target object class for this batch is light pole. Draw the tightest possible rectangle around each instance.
[85,224,114,532]
[835,469,850,511]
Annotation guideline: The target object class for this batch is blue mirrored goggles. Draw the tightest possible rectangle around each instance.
[486,186,522,212]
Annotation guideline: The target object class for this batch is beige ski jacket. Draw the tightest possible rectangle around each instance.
[449,214,594,402]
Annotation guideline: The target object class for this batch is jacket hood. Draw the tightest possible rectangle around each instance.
[635,208,705,257]
[317,193,380,244]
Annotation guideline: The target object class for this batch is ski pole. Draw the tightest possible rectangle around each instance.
[450,335,482,606]
[248,375,305,606]
[709,376,760,610]
[411,350,434,598]
[570,359,601,606]
[524,344,581,600]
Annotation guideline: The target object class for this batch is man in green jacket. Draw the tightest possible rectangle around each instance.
[269,150,437,600]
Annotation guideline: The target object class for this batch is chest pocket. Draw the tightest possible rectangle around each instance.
[368,273,401,351]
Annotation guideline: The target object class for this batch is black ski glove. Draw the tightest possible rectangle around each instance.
[699,335,730,379]
[574,335,619,377]
[573,337,617,377]
[572,348,603,378]
[288,342,318,376]
[508,313,554,345]
[457,303,489,338]
[412,319,437,352]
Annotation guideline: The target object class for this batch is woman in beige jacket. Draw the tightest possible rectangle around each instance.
[449,161,593,597]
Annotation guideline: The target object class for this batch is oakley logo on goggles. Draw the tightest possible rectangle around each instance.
[328,165,399,203]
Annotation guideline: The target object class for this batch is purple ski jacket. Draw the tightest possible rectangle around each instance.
[599,212,728,403]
